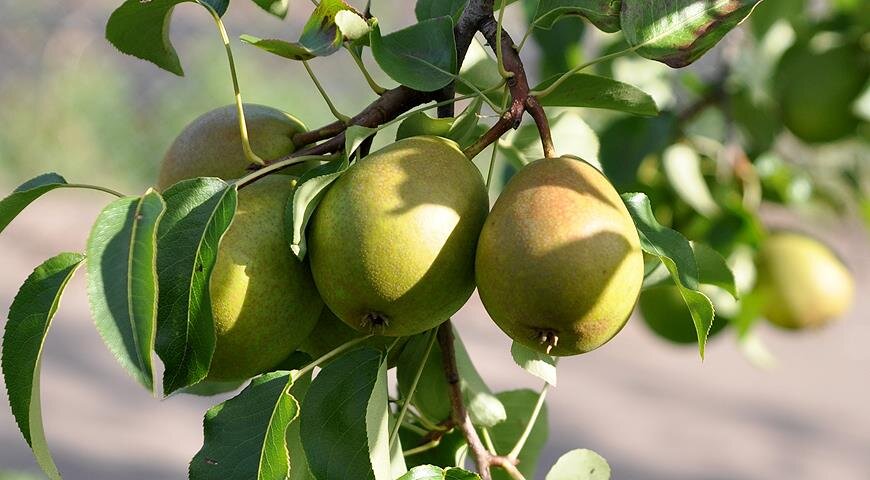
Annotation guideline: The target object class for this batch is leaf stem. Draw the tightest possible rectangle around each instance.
[234,155,329,189]
[390,329,437,450]
[403,438,442,457]
[303,60,351,123]
[294,334,374,380]
[495,0,512,79]
[481,427,498,455]
[531,45,641,98]
[64,184,125,198]
[507,381,549,459]
[485,84,511,188]
[204,4,266,166]
[346,45,386,95]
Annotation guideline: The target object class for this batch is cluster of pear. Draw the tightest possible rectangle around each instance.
[639,231,855,344]
[159,104,645,382]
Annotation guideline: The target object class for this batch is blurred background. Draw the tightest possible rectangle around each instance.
[0,0,868,479]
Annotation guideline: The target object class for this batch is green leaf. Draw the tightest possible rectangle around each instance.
[400,428,468,470]
[415,0,469,22]
[189,371,309,480]
[620,0,763,68]
[396,465,481,480]
[510,342,557,386]
[0,174,67,236]
[398,331,506,428]
[285,157,350,259]
[105,0,229,76]
[155,178,237,395]
[622,192,716,358]
[2,253,85,480]
[448,97,484,148]
[691,242,738,298]
[661,144,720,217]
[489,390,549,480]
[534,74,659,116]
[533,0,622,33]
[397,113,455,141]
[598,113,677,189]
[242,0,367,61]
[300,348,393,480]
[85,190,166,392]
[456,39,506,106]
[370,18,458,92]
[545,449,611,480]
[345,125,379,157]
[251,0,289,18]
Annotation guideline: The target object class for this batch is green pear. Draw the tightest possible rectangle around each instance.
[476,157,644,356]
[207,175,323,381]
[639,284,727,344]
[774,40,868,144]
[158,104,307,189]
[308,136,489,337]
[756,232,854,330]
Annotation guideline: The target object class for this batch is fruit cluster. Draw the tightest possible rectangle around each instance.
[162,104,646,382]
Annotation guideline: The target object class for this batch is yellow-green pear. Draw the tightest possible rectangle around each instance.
[207,175,323,381]
[308,136,489,337]
[639,284,727,344]
[476,157,643,356]
[158,104,307,189]
[756,232,854,330]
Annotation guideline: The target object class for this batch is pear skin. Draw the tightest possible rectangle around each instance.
[158,104,306,189]
[476,157,644,356]
[207,175,323,381]
[308,136,489,337]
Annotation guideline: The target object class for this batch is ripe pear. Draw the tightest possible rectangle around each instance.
[774,41,868,144]
[476,157,643,356]
[756,232,854,330]
[207,175,323,381]
[639,284,727,344]
[308,136,489,336]
[158,104,307,189]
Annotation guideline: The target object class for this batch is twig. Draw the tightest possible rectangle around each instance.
[437,322,521,480]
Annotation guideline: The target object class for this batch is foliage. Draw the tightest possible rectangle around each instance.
[0,0,866,479]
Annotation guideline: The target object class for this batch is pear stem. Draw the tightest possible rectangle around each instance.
[205,5,266,166]
[303,60,351,124]
[507,381,550,459]
[234,154,329,190]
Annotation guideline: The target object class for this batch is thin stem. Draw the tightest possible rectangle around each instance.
[491,458,526,480]
[400,422,430,437]
[234,155,328,189]
[495,0,512,79]
[507,382,549,459]
[346,45,386,95]
[205,5,266,166]
[403,439,442,456]
[294,334,374,379]
[481,427,498,455]
[390,329,438,450]
[65,184,125,198]
[303,60,351,123]
[531,45,640,98]
[485,84,511,189]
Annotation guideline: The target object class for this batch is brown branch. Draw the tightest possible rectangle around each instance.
[437,321,520,480]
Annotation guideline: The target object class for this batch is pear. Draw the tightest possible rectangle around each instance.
[207,175,323,381]
[158,104,307,189]
[774,41,868,144]
[476,157,643,356]
[639,284,727,344]
[308,136,489,337]
[756,232,854,330]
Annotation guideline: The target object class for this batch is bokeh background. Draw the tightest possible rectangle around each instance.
[1,1,868,479]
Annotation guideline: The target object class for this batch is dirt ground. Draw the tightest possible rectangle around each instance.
[0,195,868,480]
